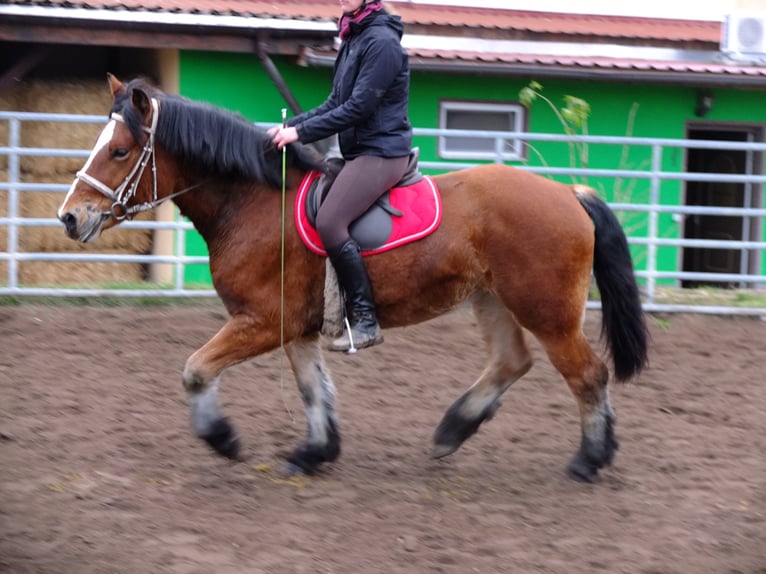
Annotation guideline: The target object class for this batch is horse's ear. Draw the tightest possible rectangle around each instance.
[107,73,125,98]
[131,87,152,118]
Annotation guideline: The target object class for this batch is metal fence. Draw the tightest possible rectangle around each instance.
[2,111,766,315]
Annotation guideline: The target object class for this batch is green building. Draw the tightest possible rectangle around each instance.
[2,1,765,290]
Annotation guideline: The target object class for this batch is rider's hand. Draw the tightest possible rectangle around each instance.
[271,126,299,150]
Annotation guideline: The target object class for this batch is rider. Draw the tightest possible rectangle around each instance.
[271,0,412,352]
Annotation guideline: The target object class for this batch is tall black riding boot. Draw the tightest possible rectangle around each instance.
[327,239,383,352]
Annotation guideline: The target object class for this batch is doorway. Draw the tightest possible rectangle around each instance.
[682,124,763,288]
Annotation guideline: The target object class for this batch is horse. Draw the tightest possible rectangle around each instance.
[57,74,648,483]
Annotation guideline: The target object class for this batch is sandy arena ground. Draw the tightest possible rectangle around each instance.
[1,304,764,573]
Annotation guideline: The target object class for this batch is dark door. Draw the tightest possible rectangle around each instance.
[683,126,762,288]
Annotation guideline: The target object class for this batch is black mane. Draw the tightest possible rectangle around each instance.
[113,79,325,188]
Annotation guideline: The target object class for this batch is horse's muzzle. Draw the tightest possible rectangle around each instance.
[59,211,79,239]
[58,210,105,243]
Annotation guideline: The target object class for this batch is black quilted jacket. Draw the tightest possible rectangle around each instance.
[290,10,412,159]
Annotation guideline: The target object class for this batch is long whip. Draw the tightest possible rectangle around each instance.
[279,108,294,423]
[280,108,286,358]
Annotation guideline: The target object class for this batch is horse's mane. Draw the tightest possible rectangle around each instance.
[112,78,325,188]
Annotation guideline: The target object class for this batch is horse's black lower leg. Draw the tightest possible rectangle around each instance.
[187,378,241,460]
[286,417,341,475]
[432,393,501,458]
[200,417,241,460]
[567,390,618,483]
[433,292,531,459]
[284,337,342,475]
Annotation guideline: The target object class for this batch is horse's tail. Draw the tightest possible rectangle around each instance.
[575,186,649,382]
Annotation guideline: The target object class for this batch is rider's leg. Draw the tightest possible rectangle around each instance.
[316,155,408,352]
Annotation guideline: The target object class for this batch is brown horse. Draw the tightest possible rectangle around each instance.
[58,75,648,483]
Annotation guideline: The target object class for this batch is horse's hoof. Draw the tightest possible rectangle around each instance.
[286,440,340,475]
[282,462,308,477]
[285,452,320,475]
[202,417,241,460]
[431,443,459,459]
[285,446,323,475]
[567,455,599,483]
[433,397,501,458]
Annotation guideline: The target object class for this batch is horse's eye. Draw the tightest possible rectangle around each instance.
[112,148,129,159]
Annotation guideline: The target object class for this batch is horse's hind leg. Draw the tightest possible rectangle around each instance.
[536,328,617,483]
[283,335,341,475]
[433,292,533,458]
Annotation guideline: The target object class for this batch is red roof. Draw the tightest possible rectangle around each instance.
[2,0,765,85]
[392,5,721,43]
[2,0,722,43]
[408,49,766,75]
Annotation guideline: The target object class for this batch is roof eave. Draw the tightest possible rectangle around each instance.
[0,5,337,54]
[413,59,766,88]
[0,5,337,33]
[303,50,766,88]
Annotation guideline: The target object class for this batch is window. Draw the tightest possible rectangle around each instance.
[439,101,525,161]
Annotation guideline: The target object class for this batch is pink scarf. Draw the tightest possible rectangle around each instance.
[339,1,383,40]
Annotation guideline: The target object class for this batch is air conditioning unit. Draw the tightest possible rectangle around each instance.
[722,13,766,57]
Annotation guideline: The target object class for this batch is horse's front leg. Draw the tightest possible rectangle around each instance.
[283,335,341,475]
[183,313,277,460]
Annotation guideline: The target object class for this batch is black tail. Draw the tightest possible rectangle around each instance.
[576,189,649,382]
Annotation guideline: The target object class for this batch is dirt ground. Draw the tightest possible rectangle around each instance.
[1,303,764,574]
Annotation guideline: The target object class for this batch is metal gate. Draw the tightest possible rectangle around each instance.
[2,111,766,314]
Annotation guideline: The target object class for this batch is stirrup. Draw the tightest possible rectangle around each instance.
[328,322,383,353]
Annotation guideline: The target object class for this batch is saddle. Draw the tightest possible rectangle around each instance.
[294,148,442,336]
[305,149,424,252]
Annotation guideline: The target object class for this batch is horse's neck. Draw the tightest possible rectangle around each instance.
[164,158,308,250]
[172,181,231,241]
[172,179,282,248]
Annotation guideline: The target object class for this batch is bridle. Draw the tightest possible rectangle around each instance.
[75,97,205,220]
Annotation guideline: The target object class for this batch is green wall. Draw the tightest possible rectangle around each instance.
[177,50,765,286]
[409,73,765,281]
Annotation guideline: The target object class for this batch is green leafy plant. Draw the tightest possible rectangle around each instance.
[519,81,591,183]
[519,82,656,265]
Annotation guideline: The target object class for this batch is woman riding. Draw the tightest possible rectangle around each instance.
[270,0,412,352]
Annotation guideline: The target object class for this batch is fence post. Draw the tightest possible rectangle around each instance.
[175,216,186,291]
[7,118,20,291]
[646,143,662,305]
[740,136,755,288]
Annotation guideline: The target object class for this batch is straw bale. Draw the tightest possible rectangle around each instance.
[0,194,6,274]
[17,212,152,254]
[17,172,152,254]
[19,197,153,285]
[0,90,18,172]
[8,173,153,287]
[0,169,6,216]
[0,81,155,288]
[0,89,17,109]
[19,80,110,177]
[18,255,144,287]
[0,196,6,252]
[1,170,8,263]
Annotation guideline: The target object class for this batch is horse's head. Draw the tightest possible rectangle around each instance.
[58,74,162,242]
